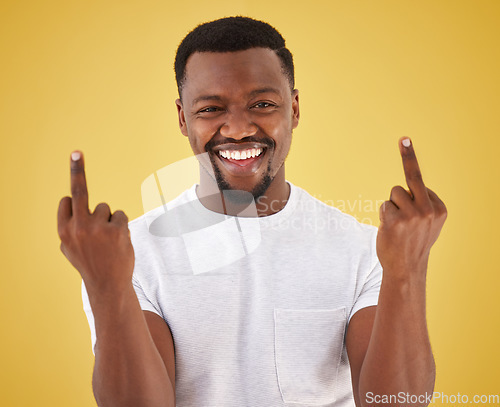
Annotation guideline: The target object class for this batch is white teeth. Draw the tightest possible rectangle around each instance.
[218,148,264,160]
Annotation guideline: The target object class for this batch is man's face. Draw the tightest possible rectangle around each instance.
[176,47,299,198]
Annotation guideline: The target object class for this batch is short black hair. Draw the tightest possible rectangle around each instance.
[174,16,294,97]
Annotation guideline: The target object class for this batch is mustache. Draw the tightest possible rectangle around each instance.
[205,135,274,152]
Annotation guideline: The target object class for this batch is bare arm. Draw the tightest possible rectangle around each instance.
[347,138,447,407]
[58,151,175,407]
[347,284,434,407]
[90,289,175,407]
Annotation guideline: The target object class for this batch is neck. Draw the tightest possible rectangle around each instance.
[196,165,290,217]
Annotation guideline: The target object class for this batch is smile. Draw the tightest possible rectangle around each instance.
[218,148,263,160]
[213,144,268,173]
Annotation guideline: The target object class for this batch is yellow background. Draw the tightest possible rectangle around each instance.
[1,0,499,405]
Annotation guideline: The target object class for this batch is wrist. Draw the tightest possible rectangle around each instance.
[381,256,429,283]
[85,280,137,316]
[379,268,428,305]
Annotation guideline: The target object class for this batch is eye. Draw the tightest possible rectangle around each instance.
[198,106,221,114]
[252,101,275,109]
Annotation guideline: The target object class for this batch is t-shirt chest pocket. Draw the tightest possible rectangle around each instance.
[274,307,347,405]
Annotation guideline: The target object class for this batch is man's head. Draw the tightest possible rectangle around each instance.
[174,17,299,200]
[174,16,294,98]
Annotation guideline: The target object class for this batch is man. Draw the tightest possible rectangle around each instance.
[57,17,447,407]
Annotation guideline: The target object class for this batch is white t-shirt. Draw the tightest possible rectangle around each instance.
[83,181,383,407]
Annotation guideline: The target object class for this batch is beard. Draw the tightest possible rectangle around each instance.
[204,135,276,200]
[208,155,274,200]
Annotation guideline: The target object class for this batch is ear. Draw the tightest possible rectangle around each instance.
[175,98,188,137]
[291,89,300,129]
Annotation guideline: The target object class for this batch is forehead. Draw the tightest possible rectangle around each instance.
[182,48,288,101]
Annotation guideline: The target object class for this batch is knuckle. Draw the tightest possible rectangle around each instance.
[439,200,448,212]
[71,184,87,196]
[94,202,111,213]
[410,208,435,227]
[379,201,389,214]
[382,200,393,209]
[106,223,117,234]
[71,187,83,197]
[404,204,418,216]
[408,169,422,180]
[390,217,406,231]
[116,226,128,238]
[438,204,448,220]
[390,186,411,202]
[74,224,89,239]
[110,224,125,239]
[420,207,434,219]
[58,225,68,240]
[59,196,71,206]
[114,210,128,220]
[408,211,419,222]
[390,186,401,196]
[90,220,107,234]
[70,163,83,172]
[70,165,84,175]
[87,222,99,234]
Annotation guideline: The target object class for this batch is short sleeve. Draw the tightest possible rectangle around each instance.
[81,277,163,356]
[348,261,383,321]
[348,228,383,322]
[131,275,163,318]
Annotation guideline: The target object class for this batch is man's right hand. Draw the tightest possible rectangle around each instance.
[58,151,175,407]
[57,151,135,297]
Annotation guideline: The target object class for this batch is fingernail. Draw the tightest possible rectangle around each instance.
[71,151,81,161]
[402,138,411,148]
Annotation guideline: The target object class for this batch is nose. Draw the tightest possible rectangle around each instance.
[219,109,258,140]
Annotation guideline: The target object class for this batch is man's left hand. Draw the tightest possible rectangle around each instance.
[376,138,447,277]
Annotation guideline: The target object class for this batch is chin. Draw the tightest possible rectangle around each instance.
[214,172,273,200]
[249,174,273,199]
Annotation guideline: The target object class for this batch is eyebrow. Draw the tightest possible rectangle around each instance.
[192,95,223,105]
[192,87,282,105]
[248,87,282,98]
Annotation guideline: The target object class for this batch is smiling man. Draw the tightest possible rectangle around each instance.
[58,17,447,407]
[174,22,299,215]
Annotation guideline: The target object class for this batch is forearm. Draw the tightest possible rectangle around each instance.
[89,284,175,407]
[358,271,435,407]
